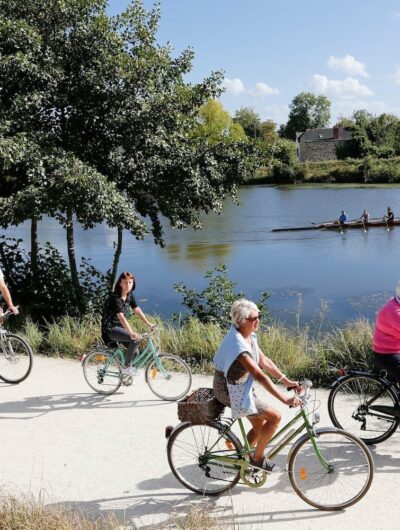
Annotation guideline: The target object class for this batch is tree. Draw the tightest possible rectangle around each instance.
[0,0,260,315]
[233,107,261,139]
[195,100,246,144]
[281,92,331,140]
[260,120,278,144]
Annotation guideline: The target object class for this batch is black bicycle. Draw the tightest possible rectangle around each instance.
[328,366,400,445]
[0,309,33,384]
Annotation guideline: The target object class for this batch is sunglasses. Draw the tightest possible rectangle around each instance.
[246,314,262,322]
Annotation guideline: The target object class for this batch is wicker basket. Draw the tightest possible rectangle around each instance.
[177,387,225,425]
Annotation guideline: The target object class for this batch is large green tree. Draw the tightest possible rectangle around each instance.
[0,0,259,315]
[233,107,261,139]
[195,100,246,144]
[281,92,331,140]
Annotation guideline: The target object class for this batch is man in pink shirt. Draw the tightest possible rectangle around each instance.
[373,283,400,382]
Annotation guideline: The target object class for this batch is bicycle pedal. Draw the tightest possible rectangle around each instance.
[122,375,134,386]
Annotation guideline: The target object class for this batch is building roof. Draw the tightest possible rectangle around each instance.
[297,127,353,142]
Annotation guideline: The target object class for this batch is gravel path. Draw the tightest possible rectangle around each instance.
[0,356,399,529]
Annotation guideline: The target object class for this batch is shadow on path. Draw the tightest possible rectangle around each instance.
[0,392,169,420]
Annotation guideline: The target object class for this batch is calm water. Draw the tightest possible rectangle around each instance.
[5,185,400,328]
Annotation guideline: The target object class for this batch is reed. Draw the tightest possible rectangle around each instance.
[16,315,374,385]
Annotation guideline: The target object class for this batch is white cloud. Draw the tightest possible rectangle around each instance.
[223,78,280,97]
[331,99,400,123]
[223,78,246,96]
[392,66,400,85]
[327,54,369,77]
[250,82,280,96]
[390,11,400,18]
[310,74,374,98]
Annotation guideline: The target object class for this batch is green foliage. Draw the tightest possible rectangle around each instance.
[174,264,269,328]
[260,120,278,144]
[233,107,261,139]
[195,100,246,144]
[0,236,109,321]
[281,92,331,140]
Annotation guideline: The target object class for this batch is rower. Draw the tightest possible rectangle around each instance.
[384,207,395,224]
[360,209,370,223]
[338,210,348,226]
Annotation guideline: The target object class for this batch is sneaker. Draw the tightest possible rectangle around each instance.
[249,456,277,473]
[130,367,139,376]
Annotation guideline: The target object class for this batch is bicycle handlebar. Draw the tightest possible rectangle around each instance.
[139,324,158,340]
[0,306,19,321]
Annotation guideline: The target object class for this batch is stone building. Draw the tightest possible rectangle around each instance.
[296,127,353,162]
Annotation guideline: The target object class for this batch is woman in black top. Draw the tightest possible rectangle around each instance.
[101,271,155,376]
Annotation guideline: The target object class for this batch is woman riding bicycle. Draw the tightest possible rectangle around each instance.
[213,298,301,473]
[101,272,155,376]
[373,282,400,382]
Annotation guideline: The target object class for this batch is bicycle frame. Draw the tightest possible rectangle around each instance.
[203,407,331,478]
[101,337,170,378]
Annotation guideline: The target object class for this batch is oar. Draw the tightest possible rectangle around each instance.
[384,216,390,232]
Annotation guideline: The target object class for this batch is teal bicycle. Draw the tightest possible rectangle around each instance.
[166,381,374,510]
[82,327,192,401]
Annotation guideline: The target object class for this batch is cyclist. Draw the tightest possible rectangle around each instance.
[372,282,400,382]
[213,298,301,473]
[0,267,19,316]
[101,271,155,376]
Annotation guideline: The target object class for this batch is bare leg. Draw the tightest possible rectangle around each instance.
[247,408,281,461]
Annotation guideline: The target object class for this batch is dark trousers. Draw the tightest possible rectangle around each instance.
[109,327,140,367]
[374,352,400,383]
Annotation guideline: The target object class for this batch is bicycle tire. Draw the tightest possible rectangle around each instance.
[167,422,242,495]
[83,350,122,395]
[328,373,399,444]
[0,333,33,384]
[288,428,374,510]
[145,353,192,401]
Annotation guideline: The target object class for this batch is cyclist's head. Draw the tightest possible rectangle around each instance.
[230,298,259,328]
[114,271,136,296]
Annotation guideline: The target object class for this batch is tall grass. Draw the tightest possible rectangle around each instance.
[0,494,117,530]
[17,314,374,385]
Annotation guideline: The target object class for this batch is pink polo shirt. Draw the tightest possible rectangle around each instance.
[373,297,400,354]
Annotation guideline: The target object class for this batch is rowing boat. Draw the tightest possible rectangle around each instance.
[272,218,400,232]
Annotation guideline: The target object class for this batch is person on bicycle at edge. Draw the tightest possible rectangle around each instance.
[0,266,19,316]
[213,299,302,473]
[101,272,156,376]
[372,282,400,382]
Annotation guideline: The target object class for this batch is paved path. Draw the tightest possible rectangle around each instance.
[0,356,399,529]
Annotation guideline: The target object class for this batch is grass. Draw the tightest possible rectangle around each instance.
[0,494,231,530]
[0,493,117,530]
[17,314,374,385]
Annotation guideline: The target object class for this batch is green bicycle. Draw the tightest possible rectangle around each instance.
[166,381,374,510]
[82,327,192,401]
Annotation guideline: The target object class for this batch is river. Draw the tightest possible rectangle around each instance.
[4,184,400,329]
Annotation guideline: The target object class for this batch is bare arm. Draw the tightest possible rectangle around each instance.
[238,354,300,407]
[258,350,301,391]
[117,312,140,340]
[133,306,155,328]
[0,280,19,314]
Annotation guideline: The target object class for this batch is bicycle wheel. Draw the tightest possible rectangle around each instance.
[328,374,399,444]
[167,422,242,495]
[83,350,122,395]
[0,333,33,384]
[289,428,374,510]
[145,353,192,401]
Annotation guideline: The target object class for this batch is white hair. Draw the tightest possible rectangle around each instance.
[396,281,400,299]
[230,298,259,327]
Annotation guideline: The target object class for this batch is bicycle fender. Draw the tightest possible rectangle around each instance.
[166,421,243,452]
[287,427,340,464]
[330,370,372,388]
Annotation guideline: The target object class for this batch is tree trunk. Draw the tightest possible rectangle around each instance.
[31,217,38,292]
[66,209,85,314]
[109,226,123,292]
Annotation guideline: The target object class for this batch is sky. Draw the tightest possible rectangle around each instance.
[107,0,400,127]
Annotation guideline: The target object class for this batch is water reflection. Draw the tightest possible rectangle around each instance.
[4,185,400,327]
